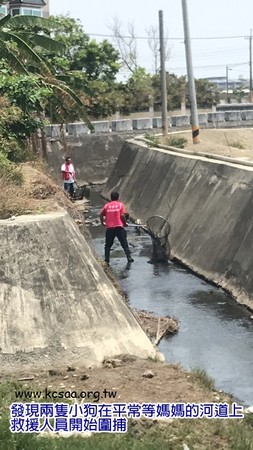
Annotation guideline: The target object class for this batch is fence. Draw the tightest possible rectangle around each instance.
[45,110,253,138]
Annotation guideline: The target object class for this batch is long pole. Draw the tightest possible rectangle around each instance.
[250,29,252,101]
[181,0,200,144]
[159,10,168,137]
[226,66,229,103]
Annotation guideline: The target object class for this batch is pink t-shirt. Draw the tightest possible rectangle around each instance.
[101,201,126,228]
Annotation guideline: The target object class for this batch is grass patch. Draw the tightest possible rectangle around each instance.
[228,141,245,149]
[166,136,188,149]
[144,133,160,147]
[144,133,188,150]
[190,368,215,391]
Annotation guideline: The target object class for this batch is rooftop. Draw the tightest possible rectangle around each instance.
[9,0,46,6]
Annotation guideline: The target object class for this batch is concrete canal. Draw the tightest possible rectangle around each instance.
[86,187,253,407]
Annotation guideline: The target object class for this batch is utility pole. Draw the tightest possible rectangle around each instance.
[226,66,229,103]
[226,66,232,103]
[245,30,252,102]
[159,10,168,137]
[181,0,200,144]
[250,29,252,102]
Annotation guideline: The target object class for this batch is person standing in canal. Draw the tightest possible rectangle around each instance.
[61,156,76,199]
[100,191,134,265]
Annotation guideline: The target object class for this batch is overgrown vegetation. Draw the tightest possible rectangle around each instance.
[0,10,94,191]
[144,133,188,150]
[144,133,160,147]
[166,136,188,149]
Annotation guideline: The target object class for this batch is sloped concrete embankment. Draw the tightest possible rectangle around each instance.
[47,134,133,185]
[103,139,253,309]
[0,211,156,373]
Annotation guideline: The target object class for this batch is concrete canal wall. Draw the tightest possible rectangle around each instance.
[47,134,128,184]
[0,210,156,373]
[102,139,253,309]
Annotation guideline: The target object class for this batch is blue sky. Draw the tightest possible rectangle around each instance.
[50,0,253,81]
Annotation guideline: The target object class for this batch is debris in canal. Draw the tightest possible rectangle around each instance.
[100,260,179,345]
[132,309,179,345]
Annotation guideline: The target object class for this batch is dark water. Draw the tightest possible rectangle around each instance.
[87,189,253,406]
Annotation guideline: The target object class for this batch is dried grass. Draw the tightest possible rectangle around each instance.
[0,163,86,229]
[0,176,33,219]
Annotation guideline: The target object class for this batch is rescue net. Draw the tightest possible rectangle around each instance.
[146,215,171,245]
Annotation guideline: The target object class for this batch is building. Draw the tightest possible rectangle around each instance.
[0,2,8,16]
[0,0,50,18]
[42,0,49,17]
[205,76,248,91]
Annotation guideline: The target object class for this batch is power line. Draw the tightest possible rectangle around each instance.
[118,61,249,75]
[140,47,249,57]
[174,62,248,69]
[87,32,250,41]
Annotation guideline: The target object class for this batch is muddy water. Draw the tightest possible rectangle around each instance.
[87,189,253,406]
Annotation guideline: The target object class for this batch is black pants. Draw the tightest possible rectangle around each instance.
[105,227,131,263]
[64,182,74,198]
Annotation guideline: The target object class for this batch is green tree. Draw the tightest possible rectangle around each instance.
[0,72,52,161]
[36,15,120,83]
[80,79,126,118]
[0,96,37,163]
[233,86,246,103]
[195,78,220,107]
[152,73,185,111]
[124,67,153,112]
[21,14,122,119]
[151,73,220,111]
[76,39,120,82]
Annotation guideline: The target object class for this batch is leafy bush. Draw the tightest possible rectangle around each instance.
[0,97,39,164]
[144,133,160,147]
[166,136,188,149]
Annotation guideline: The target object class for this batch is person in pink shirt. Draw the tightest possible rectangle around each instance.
[100,191,134,265]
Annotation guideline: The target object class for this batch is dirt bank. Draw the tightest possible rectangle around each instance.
[0,162,90,238]
[164,128,253,161]
[1,356,250,450]
[0,356,229,406]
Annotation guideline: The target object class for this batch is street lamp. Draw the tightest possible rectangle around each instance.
[226,66,232,103]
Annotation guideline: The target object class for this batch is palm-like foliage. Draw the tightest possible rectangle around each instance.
[0,13,93,130]
[0,15,59,73]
